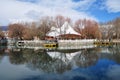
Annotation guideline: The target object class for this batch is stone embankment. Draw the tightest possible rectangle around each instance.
[113,39,120,43]
[58,39,94,49]
[16,39,95,49]
[9,39,120,49]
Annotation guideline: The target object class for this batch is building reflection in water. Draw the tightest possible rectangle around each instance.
[1,45,118,72]
[0,44,120,80]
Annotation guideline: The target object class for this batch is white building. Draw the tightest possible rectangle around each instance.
[48,22,81,39]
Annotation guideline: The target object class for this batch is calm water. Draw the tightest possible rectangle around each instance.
[0,45,120,80]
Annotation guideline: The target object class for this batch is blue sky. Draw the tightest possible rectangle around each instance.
[0,0,120,25]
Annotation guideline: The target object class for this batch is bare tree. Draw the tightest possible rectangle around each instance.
[23,22,38,40]
[74,19,101,39]
[106,17,120,39]
[37,16,55,40]
[0,28,4,38]
[113,17,120,39]
[8,23,25,40]
[102,22,114,39]
[85,20,101,39]
[74,19,86,38]
[55,15,66,35]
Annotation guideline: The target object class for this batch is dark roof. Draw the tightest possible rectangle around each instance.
[58,34,81,39]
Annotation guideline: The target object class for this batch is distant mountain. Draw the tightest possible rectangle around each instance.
[0,26,8,31]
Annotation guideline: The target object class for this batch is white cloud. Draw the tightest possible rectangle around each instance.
[104,0,120,13]
[0,0,38,25]
[0,0,98,25]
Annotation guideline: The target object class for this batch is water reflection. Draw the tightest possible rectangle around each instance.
[72,49,99,68]
[0,44,120,80]
[9,49,26,65]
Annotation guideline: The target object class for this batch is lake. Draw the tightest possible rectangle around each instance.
[0,44,120,80]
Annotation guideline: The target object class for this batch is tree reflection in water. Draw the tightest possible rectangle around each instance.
[108,44,120,63]
[7,48,71,74]
[9,48,26,64]
[6,46,119,73]
[72,49,99,68]
[0,46,8,63]
[1,44,120,80]
[24,49,72,74]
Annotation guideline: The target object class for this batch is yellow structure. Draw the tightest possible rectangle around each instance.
[43,43,58,49]
[94,40,113,46]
